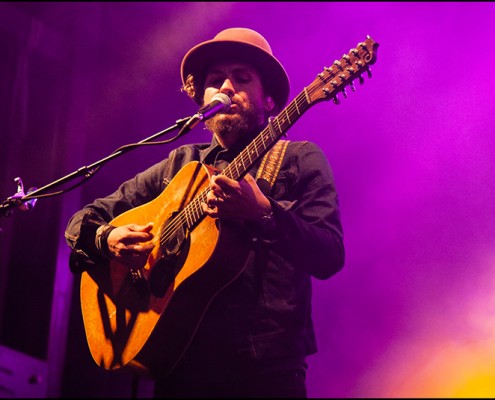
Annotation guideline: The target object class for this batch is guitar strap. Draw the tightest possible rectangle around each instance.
[255,139,289,190]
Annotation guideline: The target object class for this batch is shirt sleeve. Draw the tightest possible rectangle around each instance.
[269,141,345,280]
[64,158,169,273]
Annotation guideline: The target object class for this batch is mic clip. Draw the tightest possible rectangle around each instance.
[4,177,38,213]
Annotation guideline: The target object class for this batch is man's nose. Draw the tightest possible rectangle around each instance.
[219,79,235,98]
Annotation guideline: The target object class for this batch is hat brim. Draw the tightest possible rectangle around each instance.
[181,39,290,111]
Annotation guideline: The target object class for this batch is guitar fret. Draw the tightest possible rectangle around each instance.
[294,98,300,115]
[190,203,197,228]
[189,202,195,225]
[243,153,250,170]
[245,146,253,164]
[198,196,204,219]
[284,108,291,124]
[183,207,190,230]
[264,130,272,150]
[252,145,260,160]
[298,93,307,113]
[234,160,240,179]
[302,87,311,104]
[182,208,190,232]
[236,158,244,178]
[267,117,278,141]
[188,201,196,228]
[191,203,196,228]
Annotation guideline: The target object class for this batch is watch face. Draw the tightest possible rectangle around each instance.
[261,212,276,229]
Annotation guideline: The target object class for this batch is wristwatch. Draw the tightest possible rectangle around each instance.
[259,211,278,238]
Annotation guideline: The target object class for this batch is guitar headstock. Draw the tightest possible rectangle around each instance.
[307,36,379,105]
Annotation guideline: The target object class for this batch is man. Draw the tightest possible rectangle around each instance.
[65,27,345,398]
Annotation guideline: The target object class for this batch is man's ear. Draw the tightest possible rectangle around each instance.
[264,96,275,112]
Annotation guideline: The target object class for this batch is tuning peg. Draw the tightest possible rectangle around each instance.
[349,80,356,92]
[332,96,340,105]
[342,88,348,99]
[367,67,373,79]
[358,75,365,85]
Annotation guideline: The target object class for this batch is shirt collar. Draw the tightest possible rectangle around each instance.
[201,135,223,165]
[200,129,262,166]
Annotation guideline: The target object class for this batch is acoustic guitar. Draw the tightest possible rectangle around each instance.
[80,36,379,379]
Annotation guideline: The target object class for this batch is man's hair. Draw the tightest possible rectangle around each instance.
[181,74,202,105]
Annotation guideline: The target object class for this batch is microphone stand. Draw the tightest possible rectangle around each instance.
[0,115,197,218]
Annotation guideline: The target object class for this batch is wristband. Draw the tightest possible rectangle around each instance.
[95,224,116,259]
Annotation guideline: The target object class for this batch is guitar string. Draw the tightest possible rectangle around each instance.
[158,46,370,248]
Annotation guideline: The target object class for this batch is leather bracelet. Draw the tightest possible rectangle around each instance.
[95,224,116,259]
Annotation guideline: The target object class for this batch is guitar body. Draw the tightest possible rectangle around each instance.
[80,161,251,378]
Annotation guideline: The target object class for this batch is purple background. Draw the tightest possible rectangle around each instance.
[1,2,495,397]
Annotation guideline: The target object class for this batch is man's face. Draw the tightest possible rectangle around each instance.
[203,61,274,146]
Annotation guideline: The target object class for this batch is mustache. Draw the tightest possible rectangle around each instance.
[229,98,242,110]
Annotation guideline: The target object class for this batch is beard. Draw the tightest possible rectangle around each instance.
[204,100,266,144]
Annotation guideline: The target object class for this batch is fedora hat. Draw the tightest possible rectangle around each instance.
[181,27,290,111]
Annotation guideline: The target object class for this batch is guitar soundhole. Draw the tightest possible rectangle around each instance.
[150,234,191,297]
[163,213,188,257]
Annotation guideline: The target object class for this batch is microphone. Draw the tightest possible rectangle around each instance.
[178,93,231,135]
[196,93,231,121]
